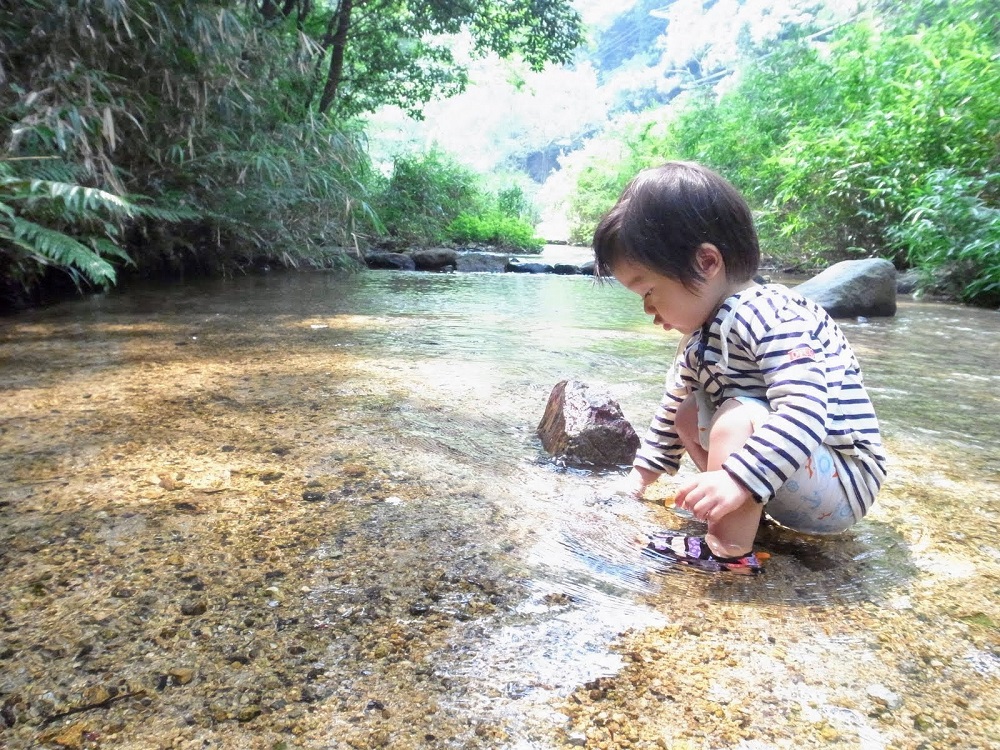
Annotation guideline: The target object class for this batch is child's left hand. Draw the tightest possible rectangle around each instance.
[674,470,753,523]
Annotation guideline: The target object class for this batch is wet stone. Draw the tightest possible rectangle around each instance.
[237,705,262,722]
[180,599,208,616]
[169,668,195,685]
[536,379,639,467]
[867,683,902,710]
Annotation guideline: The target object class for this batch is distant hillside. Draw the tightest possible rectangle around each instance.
[364,1,860,240]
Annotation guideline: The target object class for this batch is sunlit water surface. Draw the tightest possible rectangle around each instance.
[4,258,999,745]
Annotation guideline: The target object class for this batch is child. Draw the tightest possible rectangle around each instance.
[593,161,887,573]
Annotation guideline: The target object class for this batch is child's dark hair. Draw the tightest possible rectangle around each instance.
[592,161,760,287]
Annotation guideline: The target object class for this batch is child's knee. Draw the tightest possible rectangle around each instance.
[710,397,768,443]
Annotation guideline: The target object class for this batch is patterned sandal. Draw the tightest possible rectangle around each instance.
[644,533,765,575]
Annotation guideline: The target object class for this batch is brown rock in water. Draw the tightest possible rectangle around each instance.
[537,380,639,467]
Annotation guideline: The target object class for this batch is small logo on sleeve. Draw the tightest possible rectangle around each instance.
[788,344,817,362]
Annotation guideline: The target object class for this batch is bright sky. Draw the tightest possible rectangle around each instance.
[574,0,638,26]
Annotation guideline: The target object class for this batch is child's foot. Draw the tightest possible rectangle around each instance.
[643,533,764,575]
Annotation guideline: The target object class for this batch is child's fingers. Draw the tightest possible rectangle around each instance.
[689,496,717,521]
[673,478,695,508]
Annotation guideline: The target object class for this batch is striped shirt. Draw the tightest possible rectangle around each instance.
[634,284,886,518]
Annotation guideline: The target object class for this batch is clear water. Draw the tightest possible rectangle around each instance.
[3,262,999,746]
[56,266,998,603]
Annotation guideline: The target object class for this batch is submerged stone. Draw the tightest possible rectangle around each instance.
[537,379,639,468]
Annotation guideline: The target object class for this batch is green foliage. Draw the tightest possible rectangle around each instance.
[446,211,543,251]
[262,0,583,118]
[1,0,375,294]
[887,169,1000,304]
[568,0,1000,305]
[161,118,378,274]
[371,149,543,250]
[372,149,481,245]
[0,159,193,292]
[496,186,535,223]
[770,15,1000,269]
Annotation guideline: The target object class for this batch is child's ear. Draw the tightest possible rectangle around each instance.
[695,243,725,279]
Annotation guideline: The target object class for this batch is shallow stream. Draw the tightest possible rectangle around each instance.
[1,255,998,749]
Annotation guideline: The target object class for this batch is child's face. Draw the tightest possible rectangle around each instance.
[611,254,728,335]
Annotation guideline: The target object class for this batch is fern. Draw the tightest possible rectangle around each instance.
[4,216,118,287]
[0,161,195,290]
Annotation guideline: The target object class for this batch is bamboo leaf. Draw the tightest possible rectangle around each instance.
[103,106,117,151]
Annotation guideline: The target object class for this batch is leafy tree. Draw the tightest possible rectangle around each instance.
[371,149,544,250]
[252,0,584,117]
[372,149,481,245]
[1,0,583,301]
[1,0,375,301]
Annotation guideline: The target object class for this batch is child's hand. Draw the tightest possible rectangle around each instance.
[674,470,752,523]
[621,466,659,500]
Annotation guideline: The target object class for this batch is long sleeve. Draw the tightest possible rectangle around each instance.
[711,287,886,513]
[633,334,697,475]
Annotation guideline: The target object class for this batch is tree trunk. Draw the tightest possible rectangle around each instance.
[318,0,353,114]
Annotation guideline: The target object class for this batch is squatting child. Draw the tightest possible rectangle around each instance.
[593,161,887,573]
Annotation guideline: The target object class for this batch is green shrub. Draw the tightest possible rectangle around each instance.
[446,211,543,251]
[887,169,1000,305]
[0,158,194,295]
[373,149,481,245]
[371,149,544,250]
[496,185,538,223]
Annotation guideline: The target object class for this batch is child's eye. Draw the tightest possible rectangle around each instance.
[643,290,652,299]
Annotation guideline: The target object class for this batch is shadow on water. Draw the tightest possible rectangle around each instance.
[643,518,916,608]
[543,498,916,610]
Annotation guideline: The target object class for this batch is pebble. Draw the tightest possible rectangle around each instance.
[180,600,207,616]
[867,683,902,710]
[169,668,196,685]
[5,306,999,750]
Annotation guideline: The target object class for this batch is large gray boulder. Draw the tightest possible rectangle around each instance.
[537,379,639,468]
[795,258,897,318]
[506,260,554,274]
[552,263,584,275]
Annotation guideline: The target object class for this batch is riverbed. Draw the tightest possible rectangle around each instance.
[1,265,998,749]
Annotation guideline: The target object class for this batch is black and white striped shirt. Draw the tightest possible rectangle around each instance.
[634,284,887,518]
